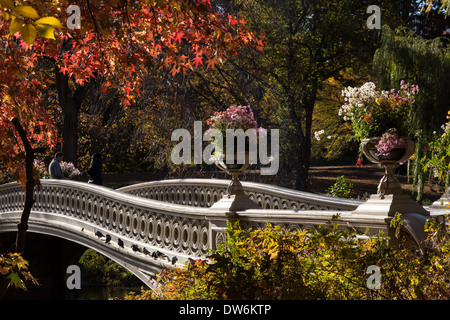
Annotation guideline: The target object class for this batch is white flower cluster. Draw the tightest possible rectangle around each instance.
[441,121,450,133]
[339,82,377,121]
[314,129,325,141]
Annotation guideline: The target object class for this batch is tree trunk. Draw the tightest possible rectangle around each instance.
[61,100,79,166]
[290,90,316,192]
[55,70,80,166]
[11,118,35,254]
[55,65,94,167]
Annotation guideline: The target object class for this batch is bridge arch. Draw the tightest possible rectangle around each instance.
[0,180,215,287]
[0,179,437,289]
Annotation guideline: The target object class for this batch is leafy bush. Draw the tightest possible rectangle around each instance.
[79,249,139,286]
[124,214,450,300]
[326,175,353,198]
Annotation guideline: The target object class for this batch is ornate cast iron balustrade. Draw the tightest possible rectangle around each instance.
[117,179,363,211]
[0,180,223,286]
[0,179,436,286]
[0,180,214,257]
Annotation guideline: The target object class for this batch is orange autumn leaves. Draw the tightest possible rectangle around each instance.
[0,0,264,184]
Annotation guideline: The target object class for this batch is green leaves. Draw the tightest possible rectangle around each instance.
[326,175,353,198]
[7,272,26,290]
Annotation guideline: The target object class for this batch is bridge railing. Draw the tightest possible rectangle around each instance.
[117,178,363,211]
[0,179,435,284]
[0,179,380,260]
[0,180,214,259]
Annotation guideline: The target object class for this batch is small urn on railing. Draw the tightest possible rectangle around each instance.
[209,151,260,212]
[214,151,250,197]
[353,134,429,217]
[361,135,415,197]
[206,105,262,212]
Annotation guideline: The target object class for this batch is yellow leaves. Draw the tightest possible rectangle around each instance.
[0,252,38,291]
[262,237,279,260]
[8,16,21,34]
[12,5,39,19]
[433,260,444,271]
[268,248,278,260]
[2,94,11,104]
[0,2,63,44]
[20,23,37,45]
[1,10,9,20]
[423,1,434,13]
[35,16,64,29]
[36,24,55,40]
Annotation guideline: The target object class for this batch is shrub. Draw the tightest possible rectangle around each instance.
[125,214,450,300]
[326,175,353,198]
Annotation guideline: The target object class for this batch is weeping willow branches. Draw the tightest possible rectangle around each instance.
[373,25,450,200]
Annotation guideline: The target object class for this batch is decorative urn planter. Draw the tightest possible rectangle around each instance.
[361,136,415,196]
[205,105,263,211]
[209,150,260,212]
[353,136,430,218]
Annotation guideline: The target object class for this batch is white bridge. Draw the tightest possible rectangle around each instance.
[0,178,440,287]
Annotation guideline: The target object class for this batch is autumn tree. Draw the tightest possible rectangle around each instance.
[76,67,213,174]
[0,0,263,253]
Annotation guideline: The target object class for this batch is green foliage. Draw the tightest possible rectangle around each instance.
[373,25,450,200]
[421,112,450,189]
[326,175,353,199]
[124,216,450,300]
[0,252,38,291]
[79,249,139,286]
[374,25,450,138]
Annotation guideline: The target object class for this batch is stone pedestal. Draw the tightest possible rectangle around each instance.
[210,151,261,212]
[430,189,450,212]
[352,194,429,217]
[209,193,261,212]
[209,172,260,212]
[352,137,432,249]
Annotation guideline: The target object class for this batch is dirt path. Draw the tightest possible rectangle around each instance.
[309,164,442,203]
